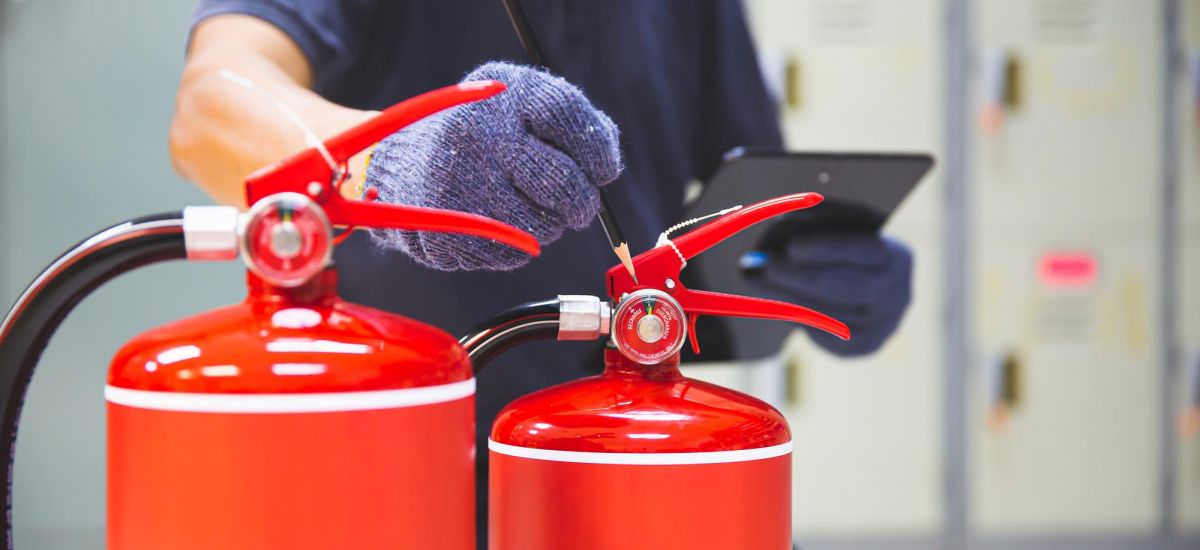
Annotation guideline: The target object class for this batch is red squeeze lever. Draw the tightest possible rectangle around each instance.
[605,193,851,354]
[243,80,541,257]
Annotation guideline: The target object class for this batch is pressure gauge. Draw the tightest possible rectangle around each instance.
[241,193,333,287]
[611,289,687,365]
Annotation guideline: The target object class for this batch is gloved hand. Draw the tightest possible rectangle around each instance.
[366,62,623,271]
[754,234,912,356]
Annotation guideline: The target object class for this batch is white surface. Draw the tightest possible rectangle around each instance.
[743,0,947,536]
[967,0,1163,534]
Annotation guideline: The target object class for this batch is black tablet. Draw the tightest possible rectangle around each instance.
[681,148,934,361]
[688,148,934,233]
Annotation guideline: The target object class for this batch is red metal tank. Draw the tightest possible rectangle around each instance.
[99,81,539,550]
[490,347,792,550]
[107,269,476,550]
[482,194,851,550]
[0,81,542,550]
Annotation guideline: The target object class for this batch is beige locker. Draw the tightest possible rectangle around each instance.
[1175,0,1200,535]
[741,0,947,536]
[968,0,1163,535]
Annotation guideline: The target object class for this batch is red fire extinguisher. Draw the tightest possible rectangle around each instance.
[0,81,539,549]
[461,193,850,550]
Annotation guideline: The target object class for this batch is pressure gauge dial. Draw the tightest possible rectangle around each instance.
[241,192,333,287]
[611,289,686,365]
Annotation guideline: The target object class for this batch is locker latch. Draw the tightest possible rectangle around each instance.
[987,350,1022,433]
[1180,353,1200,438]
[1190,49,1200,128]
[981,49,1021,135]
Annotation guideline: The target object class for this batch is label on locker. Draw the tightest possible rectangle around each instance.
[1039,250,1098,289]
[1035,251,1100,344]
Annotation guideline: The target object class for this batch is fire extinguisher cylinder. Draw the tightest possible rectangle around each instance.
[466,193,851,550]
[106,267,478,550]
[0,81,544,550]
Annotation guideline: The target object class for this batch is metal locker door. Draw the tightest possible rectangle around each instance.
[1174,0,1200,535]
[742,0,947,539]
[968,0,1163,536]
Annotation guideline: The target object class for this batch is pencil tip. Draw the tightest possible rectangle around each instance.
[614,243,638,284]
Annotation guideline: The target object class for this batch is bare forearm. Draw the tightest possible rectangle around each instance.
[169,16,373,207]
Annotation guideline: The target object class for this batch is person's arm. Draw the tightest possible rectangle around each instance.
[693,0,783,182]
[695,0,912,356]
[169,14,374,207]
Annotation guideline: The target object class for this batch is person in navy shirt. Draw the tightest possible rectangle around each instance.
[170,1,913,544]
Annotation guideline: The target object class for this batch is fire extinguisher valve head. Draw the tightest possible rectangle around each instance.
[241,81,542,259]
[605,193,851,359]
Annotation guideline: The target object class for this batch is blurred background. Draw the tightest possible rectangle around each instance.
[0,0,1196,548]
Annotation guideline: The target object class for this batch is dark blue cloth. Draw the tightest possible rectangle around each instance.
[191,1,782,545]
[758,234,913,356]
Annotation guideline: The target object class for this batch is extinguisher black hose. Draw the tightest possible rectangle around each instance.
[0,212,187,549]
[460,299,561,374]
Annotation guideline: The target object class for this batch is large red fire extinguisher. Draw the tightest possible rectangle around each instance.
[461,193,850,550]
[0,81,539,549]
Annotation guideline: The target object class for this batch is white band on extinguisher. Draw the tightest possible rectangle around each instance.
[488,439,792,465]
[105,378,475,414]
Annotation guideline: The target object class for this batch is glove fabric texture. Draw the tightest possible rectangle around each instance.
[757,234,913,356]
[366,62,623,271]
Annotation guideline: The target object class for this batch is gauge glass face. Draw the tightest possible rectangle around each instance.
[243,193,331,286]
[612,290,686,365]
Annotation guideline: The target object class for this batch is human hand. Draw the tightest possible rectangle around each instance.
[366,62,622,271]
[752,234,913,356]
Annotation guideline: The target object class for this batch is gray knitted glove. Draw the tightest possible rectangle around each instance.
[366,62,623,271]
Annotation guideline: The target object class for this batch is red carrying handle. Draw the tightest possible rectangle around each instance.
[669,193,825,260]
[606,193,850,352]
[243,81,540,257]
[680,290,850,340]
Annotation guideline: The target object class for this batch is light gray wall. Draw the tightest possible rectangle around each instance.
[1,1,242,547]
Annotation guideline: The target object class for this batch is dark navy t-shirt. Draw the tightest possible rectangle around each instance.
[193,0,782,543]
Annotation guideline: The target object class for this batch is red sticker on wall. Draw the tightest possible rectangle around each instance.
[1039,251,1098,289]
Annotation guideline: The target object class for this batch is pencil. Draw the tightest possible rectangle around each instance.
[500,0,639,283]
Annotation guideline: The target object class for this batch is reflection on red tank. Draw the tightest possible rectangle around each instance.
[493,349,789,452]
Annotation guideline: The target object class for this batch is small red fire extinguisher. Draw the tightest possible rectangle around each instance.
[0,81,539,550]
[462,193,850,550]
